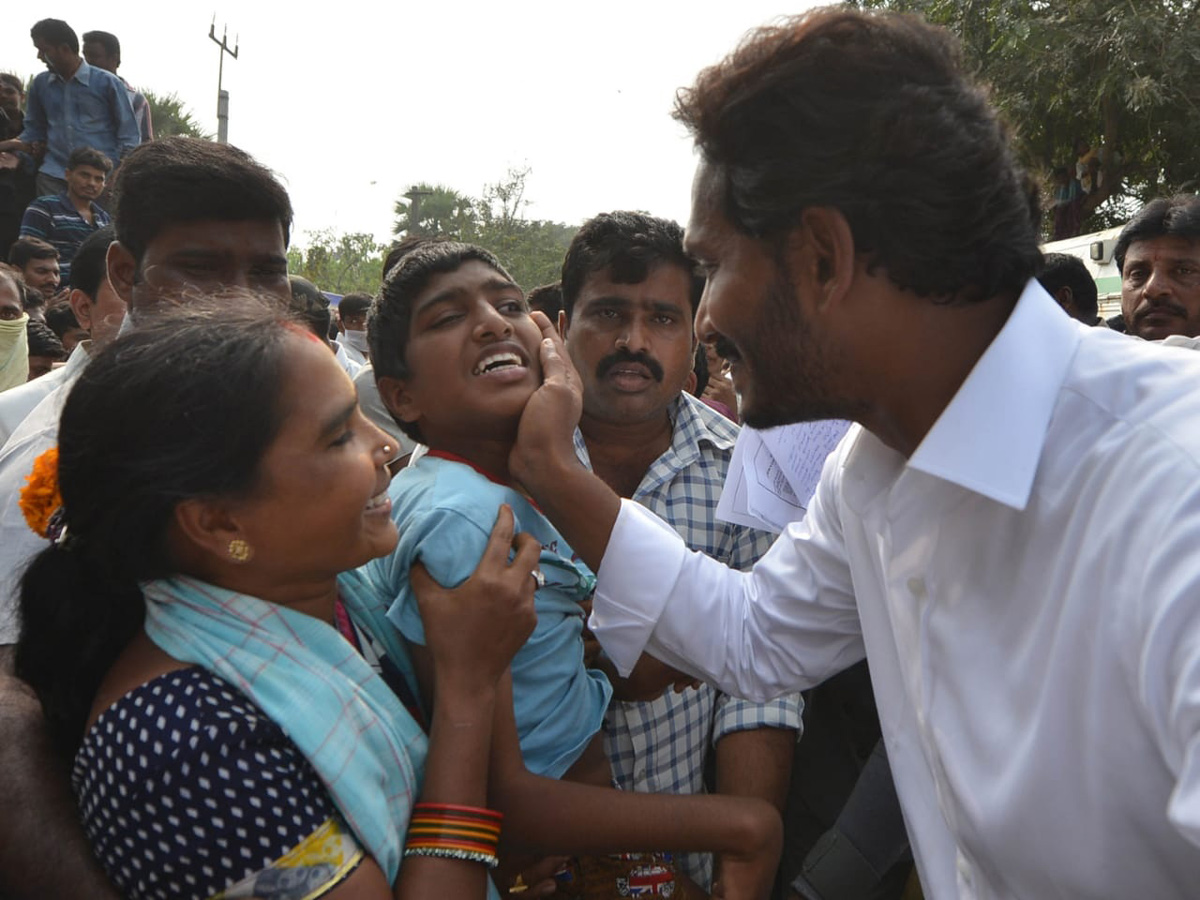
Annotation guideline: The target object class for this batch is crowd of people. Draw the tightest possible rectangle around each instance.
[2,6,1200,900]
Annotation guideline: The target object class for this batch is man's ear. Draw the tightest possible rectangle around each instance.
[68,288,94,331]
[684,369,698,395]
[787,207,856,313]
[106,241,136,305]
[173,497,246,564]
[557,309,569,340]
[1054,285,1076,315]
[377,375,423,427]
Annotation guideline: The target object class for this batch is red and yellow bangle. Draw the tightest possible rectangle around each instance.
[403,803,504,869]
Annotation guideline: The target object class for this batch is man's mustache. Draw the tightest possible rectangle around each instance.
[596,348,664,382]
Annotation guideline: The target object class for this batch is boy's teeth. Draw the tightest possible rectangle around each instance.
[474,352,522,375]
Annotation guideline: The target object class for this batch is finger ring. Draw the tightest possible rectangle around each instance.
[531,569,545,588]
[509,874,528,894]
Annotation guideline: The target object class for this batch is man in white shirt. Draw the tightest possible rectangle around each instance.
[335,291,371,365]
[0,226,120,445]
[509,8,1200,898]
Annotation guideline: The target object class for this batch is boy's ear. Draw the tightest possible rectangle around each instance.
[377,375,423,426]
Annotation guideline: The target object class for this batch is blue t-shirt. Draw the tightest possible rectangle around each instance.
[365,455,612,778]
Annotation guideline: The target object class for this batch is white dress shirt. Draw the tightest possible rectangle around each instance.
[590,280,1200,898]
[0,349,91,643]
[0,341,89,445]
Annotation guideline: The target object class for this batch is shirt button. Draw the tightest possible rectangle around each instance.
[907,577,927,599]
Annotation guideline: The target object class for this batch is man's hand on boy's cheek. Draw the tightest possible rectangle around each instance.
[511,312,584,487]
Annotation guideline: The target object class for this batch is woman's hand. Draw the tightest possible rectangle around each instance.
[410,505,539,697]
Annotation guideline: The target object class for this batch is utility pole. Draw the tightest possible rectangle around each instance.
[404,187,433,235]
[208,18,239,144]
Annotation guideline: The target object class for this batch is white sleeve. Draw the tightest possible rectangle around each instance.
[590,454,866,702]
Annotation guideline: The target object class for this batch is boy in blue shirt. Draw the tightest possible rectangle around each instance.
[364,241,613,784]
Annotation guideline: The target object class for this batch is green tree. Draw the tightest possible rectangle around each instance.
[287,229,387,295]
[393,183,477,239]
[391,168,577,290]
[142,90,213,141]
[853,0,1200,234]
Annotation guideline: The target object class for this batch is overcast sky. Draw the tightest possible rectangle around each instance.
[3,1,820,249]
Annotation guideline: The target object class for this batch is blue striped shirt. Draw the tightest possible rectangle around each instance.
[19,192,111,282]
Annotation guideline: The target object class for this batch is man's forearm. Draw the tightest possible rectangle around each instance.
[520,455,621,574]
[0,675,119,900]
[716,727,797,813]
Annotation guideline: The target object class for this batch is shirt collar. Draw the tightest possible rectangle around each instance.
[573,392,736,480]
[52,59,91,85]
[904,278,1084,510]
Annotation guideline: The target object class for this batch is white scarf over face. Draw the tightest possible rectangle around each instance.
[0,313,29,392]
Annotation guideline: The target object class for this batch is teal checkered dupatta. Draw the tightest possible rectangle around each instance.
[142,572,426,883]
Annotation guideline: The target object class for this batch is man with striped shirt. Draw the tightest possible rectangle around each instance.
[19,147,111,282]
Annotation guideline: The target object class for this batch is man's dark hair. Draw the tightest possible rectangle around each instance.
[288,275,332,340]
[382,235,450,282]
[368,241,516,443]
[67,146,113,174]
[69,226,115,298]
[0,73,24,96]
[8,236,59,268]
[1113,195,1200,274]
[673,8,1041,304]
[26,318,65,360]
[30,19,79,55]
[1038,253,1098,320]
[110,137,293,263]
[81,30,120,64]
[560,212,703,322]
[526,283,563,321]
[44,302,82,341]
[338,292,373,321]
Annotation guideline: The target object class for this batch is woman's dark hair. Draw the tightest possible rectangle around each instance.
[15,296,302,760]
[367,241,516,443]
[673,8,1041,304]
[111,137,293,265]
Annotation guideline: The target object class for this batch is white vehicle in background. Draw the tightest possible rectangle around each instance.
[1041,225,1125,321]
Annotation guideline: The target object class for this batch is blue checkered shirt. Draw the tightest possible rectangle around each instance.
[575,393,803,890]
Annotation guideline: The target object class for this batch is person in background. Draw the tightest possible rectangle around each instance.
[1116,195,1200,341]
[7,236,60,304]
[0,19,139,197]
[81,30,153,143]
[0,263,30,393]
[0,73,37,261]
[337,291,373,366]
[19,146,112,282]
[42,301,86,354]
[1037,253,1100,326]
[23,318,64,379]
[527,282,564,327]
[0,227,121,445]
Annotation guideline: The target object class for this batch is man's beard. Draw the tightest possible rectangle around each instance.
[737,268,850,430]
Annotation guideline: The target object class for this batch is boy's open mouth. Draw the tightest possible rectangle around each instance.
[473,351,526,376]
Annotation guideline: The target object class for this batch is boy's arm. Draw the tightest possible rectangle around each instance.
[0,673,119,899]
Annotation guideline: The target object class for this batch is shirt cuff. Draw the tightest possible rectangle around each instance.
[590,499,689,676]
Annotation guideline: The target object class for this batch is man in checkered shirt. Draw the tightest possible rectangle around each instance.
[559,211,803,893]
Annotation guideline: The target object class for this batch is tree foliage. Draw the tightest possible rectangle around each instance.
[392,167,577,290]
[853,0,1200,233]
[142,90,213,141]
[287,230,387,296]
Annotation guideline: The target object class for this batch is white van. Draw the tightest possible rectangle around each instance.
[1041,225,1125,320]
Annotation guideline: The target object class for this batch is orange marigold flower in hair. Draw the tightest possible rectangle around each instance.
[20,446,61,539]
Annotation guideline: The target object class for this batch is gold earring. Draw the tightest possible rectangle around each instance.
[227,539,252,563]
